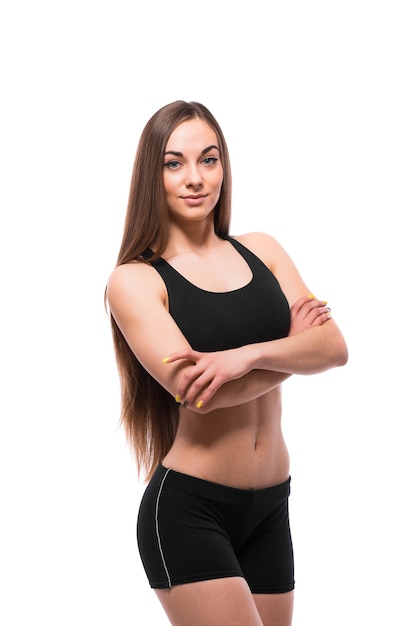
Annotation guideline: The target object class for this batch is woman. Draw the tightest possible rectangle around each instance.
[106,100,348,626]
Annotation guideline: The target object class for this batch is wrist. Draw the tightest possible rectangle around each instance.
[246,343,264,370]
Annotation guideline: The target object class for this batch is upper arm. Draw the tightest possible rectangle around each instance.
[236,232,348,365]
[106,262,191,397]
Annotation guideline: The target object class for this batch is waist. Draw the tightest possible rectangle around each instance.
[157,464,291,500]
[163,400,290,489]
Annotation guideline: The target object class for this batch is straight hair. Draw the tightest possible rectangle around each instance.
[107,101,232,480]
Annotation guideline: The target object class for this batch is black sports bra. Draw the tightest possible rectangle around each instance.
[149,236,290,352]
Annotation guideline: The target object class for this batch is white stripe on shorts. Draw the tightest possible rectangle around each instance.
[155,468,172,587]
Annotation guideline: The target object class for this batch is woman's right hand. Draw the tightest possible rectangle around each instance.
[288,295,331,336]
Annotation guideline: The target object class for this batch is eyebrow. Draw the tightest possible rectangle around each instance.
[164,145,220,157]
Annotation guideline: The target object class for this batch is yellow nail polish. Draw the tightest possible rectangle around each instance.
[196,400,203,409]
[162,356,171,363]
[175,394,181,403]
[308,293,315,299]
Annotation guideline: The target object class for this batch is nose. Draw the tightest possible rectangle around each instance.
[185,164,203,189]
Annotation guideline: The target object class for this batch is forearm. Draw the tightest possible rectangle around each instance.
[192,369,290,413]
[166,318,347,411]
[247,320,348,375]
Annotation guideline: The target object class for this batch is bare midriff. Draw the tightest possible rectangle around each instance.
[162,386,290,490]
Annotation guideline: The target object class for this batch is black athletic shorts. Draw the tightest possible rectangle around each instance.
[137,465,295,594]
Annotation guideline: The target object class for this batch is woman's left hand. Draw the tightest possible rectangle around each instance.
[163,346,252,409]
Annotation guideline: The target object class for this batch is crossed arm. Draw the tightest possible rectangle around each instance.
[107,233,348,415]
[163,296,347,412]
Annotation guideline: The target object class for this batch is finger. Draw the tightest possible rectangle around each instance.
[310,308,332,326]
[296,299,328,320]
[180,371,222,408]
[184,360,231,408]
[291,296,328,322]
[193,379,224,410]
[176,363,208,400]
[162,348,200,364]
[289,302,331,334]
[303,305,330,324]
[290,294,316,316]
[307,302,329,316]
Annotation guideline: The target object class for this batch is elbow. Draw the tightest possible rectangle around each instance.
[335,337,349,367]
[325,322,348,368]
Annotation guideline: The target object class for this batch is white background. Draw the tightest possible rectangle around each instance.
[1,1,416,624]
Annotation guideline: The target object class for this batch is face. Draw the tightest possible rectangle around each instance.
[163,118,223,224]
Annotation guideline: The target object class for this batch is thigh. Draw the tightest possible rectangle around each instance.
[253,591,294,626]
[155,577,264,626]
[238,483,294,594]
[138,466,243,588]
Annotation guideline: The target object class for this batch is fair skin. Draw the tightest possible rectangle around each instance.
[107,118,348,625]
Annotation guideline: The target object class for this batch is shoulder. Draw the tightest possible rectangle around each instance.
[231,232,310,305]
[231,232,287,267]
[106,261,167,313]
[107,261,159,296]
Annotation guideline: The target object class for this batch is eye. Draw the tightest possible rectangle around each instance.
[164,160,182,170]
[202,157,218,166]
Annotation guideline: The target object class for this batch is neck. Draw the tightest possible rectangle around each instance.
[163,221,221,258]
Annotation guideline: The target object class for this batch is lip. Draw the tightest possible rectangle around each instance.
[180,194,208,206]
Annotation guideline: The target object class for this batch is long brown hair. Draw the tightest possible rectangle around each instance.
[108,101,232,480]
